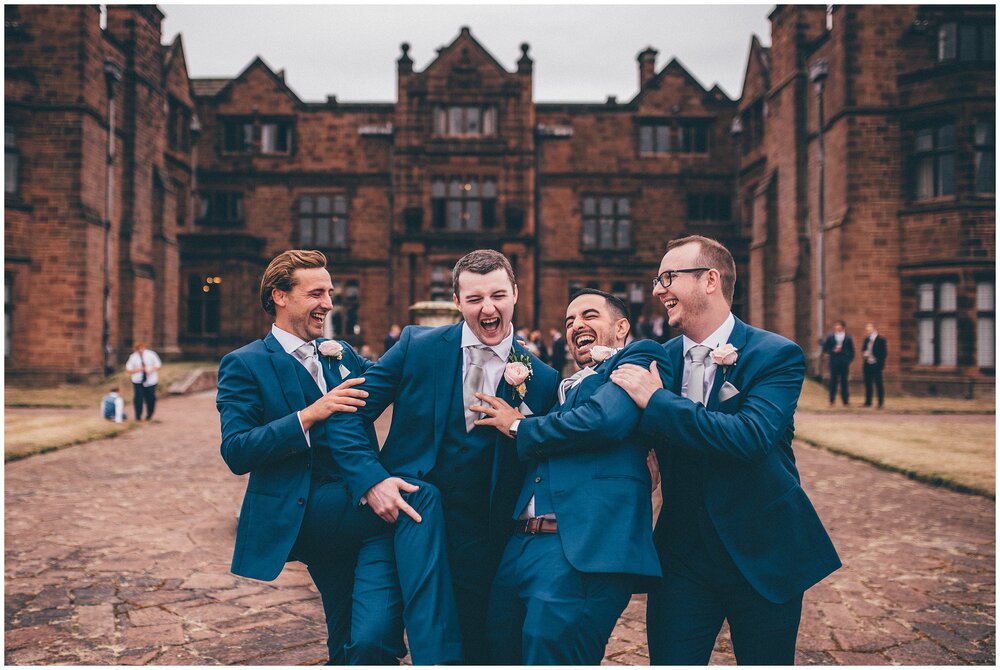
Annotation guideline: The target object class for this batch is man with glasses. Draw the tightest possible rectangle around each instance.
[611,235,840,665]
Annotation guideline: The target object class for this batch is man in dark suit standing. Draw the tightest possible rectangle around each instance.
[383,323,401,355]
[862,321,888,408]
[549,326,567,376]
[216,250,461,664]
[611,235,840,665]
[328,249,559,663]
[822,319,855,406]
[472,289,670,664]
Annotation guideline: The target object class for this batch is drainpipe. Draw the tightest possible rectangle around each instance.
[810,59,828,377]
[102,59,122,377]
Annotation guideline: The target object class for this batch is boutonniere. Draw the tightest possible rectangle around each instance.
[504,351,534,404]
[318,340,344,368]
[590,345,620,364]
[710,343,738,379]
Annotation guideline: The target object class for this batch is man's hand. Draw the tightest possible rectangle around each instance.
[647,448,661,491]
[365,477,422,524]
[610,360,663,409]
[470,392,524,438]
[299,377,367,430]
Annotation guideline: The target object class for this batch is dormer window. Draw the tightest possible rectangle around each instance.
[638,119,709,155]
[433,105,497,137]
[221,117,294,155]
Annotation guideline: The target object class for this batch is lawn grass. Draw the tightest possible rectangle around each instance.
[4,412,136,462]
[797,377,995,414]
[4,361,217,409]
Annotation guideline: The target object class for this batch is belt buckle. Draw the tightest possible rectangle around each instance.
[525,517,543,534]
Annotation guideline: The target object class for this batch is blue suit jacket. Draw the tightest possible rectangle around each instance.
[639,317,841,603]
[514,340,669,580]
[327,323,560,545]
[217,333,375,581]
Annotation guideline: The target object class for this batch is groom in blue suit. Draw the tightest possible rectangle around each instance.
[472,288,671,664]
[612,235,841,665]
[217,250,461,664]
[327,249,559,663]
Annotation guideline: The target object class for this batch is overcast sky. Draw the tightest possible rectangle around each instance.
[159,3,773,103]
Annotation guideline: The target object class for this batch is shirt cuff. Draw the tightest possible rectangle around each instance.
[297,411,311,448]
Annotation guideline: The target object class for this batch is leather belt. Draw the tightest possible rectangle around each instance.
[516,517,558,534]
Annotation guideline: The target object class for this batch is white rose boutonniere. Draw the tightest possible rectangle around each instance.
[505,352,534,404]
[589,345,620,364]
[710,343,738,379]
[318,340,345,367]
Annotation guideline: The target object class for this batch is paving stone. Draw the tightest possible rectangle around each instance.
[4,392,995,665]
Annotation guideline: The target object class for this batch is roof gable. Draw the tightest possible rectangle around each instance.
[632,57,732,115]
[203,56,303,110]
[739,35,771,104]
[419,26,510,84]
[162,35,195,108]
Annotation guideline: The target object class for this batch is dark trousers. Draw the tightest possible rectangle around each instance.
[132,382,156,420]
[646,556,802,665]
[487,533,633,665]
[827,365,849,405]
[863,363,884,407]
[291,478,462,665]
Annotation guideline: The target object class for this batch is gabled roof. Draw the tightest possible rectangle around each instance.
[738,34,771,102]
[162,35,196,105]
[630,56,713,106]
[419,26,510,77]
[192,56,303,107]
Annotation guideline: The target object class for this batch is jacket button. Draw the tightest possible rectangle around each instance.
[535,476,542,483]
[298,498,305,506]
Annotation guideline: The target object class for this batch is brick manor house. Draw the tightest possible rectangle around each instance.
[5,5,994,396]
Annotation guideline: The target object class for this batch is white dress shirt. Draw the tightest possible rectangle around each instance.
[271,324,322,446]
[680,312,736,402]
[460,321,514,400]
[126,349,161,386]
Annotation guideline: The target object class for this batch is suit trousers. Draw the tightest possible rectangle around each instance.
[132,382,156,420]
[827,364,850,404]
[863,363,884,407]
[486,533,633,665]
[647,553,802,665]
[291,478,462,665]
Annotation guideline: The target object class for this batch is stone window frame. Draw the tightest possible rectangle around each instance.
[432,105,498,138]
[974,118,995,195]
[937,21,995,63]
[912,121,956,200]
[580,195,632,252]
[638,118,710,156]
[687,192,733,222]
[915,279,959,367]
[197,190,244,227]
[297,193,349,250]
[220,116,294,156]
[187,273,222,336]
[430,176,498,231]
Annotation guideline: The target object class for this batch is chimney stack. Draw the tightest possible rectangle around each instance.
[637,47,658,90]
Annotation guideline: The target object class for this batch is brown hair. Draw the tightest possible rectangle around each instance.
[451,249,516,296]
[666,235,736,305]
[260,249,328,316]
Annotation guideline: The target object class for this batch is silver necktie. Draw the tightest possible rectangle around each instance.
[686,345,711,406]
[463,346,493,432]
[296,342,326,394]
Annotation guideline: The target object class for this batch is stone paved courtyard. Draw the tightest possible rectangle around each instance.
[4,390,995,665]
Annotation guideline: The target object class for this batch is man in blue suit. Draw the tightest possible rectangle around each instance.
[217,249,461,665]
[471,288,670,664]
[611,235,841,665]
[327,249,559,663]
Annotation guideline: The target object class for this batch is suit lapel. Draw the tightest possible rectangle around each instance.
[264,332,313,411]
[433,323,464,451]
[707,317,748,411]
[667,339,684,395]
[316,338,347,390]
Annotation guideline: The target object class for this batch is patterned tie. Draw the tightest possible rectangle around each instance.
[295,342,326,394]
[686,345,711,406]
[463,345,493,432]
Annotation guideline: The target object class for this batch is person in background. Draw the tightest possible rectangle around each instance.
[125,343,161,421]
[359,344,376,362]
[549,327,567,377]
[529,329,549,365]
[822,320,855,406]
[861,322,887,408]
[101,386,126,423]
[384,324,402,355]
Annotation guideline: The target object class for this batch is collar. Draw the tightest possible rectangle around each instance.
[460,321,514,361]
[271,324,312,355]
[682,312,736,359]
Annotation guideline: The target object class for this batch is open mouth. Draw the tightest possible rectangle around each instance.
[480,316,502,336]
[573,331,596,353]
[310,311,327,327]
[663,298,679,312]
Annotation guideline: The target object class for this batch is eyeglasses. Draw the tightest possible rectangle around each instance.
[652,268,710,290]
